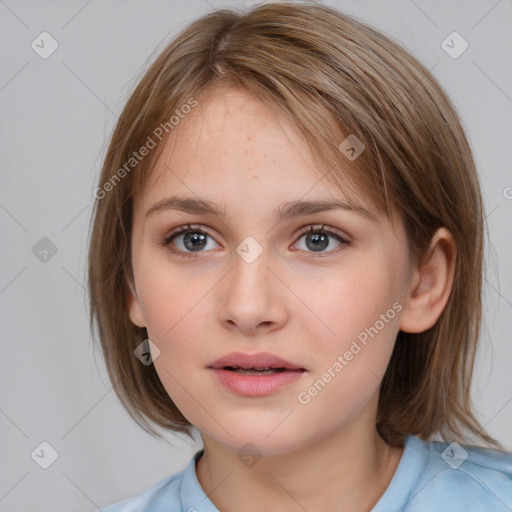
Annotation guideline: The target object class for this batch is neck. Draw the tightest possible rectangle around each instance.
[195,400,403,511]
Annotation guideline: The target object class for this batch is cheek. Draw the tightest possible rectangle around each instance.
[137,255,214,345]
[137,274,224,411]
[299,259,396,333]
[299,262,401,377]
[140,274,210,411]
[144,294,208,361]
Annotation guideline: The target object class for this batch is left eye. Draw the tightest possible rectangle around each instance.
[293,226,347,256]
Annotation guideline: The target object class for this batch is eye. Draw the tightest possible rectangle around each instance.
[158,224,219,257]
[292,224,349,258]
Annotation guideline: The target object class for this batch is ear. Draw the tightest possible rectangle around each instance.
[399,227,457,333]
[127,281,146,328]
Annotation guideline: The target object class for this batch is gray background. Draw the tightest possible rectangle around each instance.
[1,0,511,510]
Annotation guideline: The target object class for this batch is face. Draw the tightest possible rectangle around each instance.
[128,88,413,456]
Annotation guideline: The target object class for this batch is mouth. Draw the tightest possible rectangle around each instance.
[222,366,292,375]
[208,352,306,396]
[208,351,306,372]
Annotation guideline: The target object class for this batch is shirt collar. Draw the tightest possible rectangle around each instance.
[179,448,220,512]
[371,435,428,511]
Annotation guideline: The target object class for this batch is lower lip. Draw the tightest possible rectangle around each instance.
[210,368,305,396]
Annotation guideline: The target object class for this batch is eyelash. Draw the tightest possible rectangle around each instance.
[158,223,349,259]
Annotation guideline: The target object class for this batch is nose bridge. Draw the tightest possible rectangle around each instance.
[230,236,271,295]
[217,236,287,333]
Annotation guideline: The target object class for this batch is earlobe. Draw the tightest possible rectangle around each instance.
[399,227,457,334]
[127,284,146,328]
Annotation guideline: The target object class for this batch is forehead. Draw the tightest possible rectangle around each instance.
[137,88,375,217]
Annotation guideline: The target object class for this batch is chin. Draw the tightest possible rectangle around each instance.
[203,425,310,458]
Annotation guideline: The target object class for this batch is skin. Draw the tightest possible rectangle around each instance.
[128,87,456,511]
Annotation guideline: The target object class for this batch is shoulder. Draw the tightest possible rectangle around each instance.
[101,454,196,512]
[406,436,512,511]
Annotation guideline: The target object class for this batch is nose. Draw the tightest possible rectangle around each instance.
[217,248,288,336]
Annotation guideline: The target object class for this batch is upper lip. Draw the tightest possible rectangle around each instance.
[209,352,305,370]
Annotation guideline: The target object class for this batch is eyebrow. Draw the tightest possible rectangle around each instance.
[144,196,377,223]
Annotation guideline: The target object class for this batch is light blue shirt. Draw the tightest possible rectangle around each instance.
[102,435,512,511]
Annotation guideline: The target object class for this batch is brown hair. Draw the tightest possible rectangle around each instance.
[87,1,498,447]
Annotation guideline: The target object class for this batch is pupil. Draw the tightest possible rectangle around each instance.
[184,232,207,251]
[307,232,328,251]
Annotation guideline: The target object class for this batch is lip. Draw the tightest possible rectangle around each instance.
[210,368,305,396]
[208,352,306,397]
[208,351,305,371]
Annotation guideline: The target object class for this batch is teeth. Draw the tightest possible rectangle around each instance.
[226,367,285,375]
[233,366,274,370]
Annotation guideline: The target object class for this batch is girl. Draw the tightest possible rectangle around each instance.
[88,2,512,510]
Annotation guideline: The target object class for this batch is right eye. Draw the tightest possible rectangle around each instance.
[158,224,220,257]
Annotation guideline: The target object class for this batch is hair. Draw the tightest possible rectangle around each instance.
[87,0,498,448]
